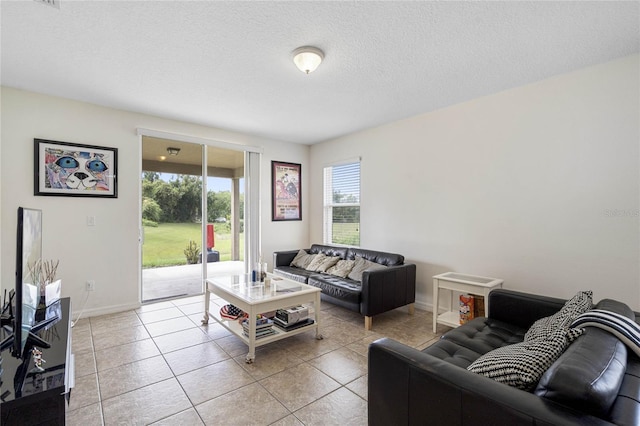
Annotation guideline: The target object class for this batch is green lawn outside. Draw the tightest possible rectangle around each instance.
[143,223,244,268]
[332,222,360,246]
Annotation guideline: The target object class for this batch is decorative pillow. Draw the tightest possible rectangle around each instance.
[315,256,341,273]
[306,253,328,271]
[467,328,583,391]
[326,260,356,278]
[290,250,316,269]
[524,290,593,341]
[571,309,640,357]
[347,256,387,282]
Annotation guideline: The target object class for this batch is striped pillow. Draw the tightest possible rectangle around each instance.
[571,309,640,357]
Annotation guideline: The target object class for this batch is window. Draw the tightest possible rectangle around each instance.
[323,160,360,246]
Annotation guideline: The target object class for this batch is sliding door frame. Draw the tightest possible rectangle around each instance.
[137,128,262,302]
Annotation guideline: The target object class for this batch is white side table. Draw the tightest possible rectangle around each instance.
[432,272,504,333]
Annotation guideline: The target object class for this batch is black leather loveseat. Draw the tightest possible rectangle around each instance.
[273,244,416,330]
[369,289,640,425]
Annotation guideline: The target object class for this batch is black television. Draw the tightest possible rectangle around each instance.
[13,207,43,358]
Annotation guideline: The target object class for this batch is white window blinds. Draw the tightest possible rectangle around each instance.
[323,160,360,246]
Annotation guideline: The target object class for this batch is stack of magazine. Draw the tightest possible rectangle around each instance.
[242,315,276,339]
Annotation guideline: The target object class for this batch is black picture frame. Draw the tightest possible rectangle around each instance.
[34,139,118,198]
[272,161,301,221]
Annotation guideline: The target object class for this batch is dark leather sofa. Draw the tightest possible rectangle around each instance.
[273,244,416,330]
[368,289,640,425]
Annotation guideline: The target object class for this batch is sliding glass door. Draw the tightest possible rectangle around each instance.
[140,134,253,302]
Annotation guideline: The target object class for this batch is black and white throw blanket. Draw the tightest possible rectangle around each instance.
[571,309,640,357]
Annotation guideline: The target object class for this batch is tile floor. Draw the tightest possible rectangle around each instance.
[66,294,447,426]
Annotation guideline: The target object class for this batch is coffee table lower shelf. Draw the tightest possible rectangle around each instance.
[204,311,321,362]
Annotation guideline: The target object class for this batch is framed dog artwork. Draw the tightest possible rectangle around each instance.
[34,139,118,198]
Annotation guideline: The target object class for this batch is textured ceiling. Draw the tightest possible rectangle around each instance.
[2,1,639,145]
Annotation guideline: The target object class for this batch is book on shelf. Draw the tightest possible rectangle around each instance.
[273,318,314,332]
[242,328,277,339]
[241,318,274,331]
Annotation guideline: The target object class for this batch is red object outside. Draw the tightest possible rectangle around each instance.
[207,224,215,249]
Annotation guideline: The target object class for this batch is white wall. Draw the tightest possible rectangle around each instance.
[310,54,640,311]
[1,87,310,317]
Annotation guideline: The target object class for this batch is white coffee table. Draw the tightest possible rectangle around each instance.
[202,273,322,363]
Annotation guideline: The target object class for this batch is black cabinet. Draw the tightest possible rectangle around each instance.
[1,298,73,425]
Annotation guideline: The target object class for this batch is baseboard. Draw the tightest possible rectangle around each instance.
[71,301,141,322]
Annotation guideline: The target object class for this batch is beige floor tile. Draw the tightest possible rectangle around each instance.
[345,374,368,401]
[151,408,204,425]
[68,373,100,411]
[71,328,94,355]
[178,358,255,405]
[90,310,142,335]
[95,338,160,371]
[137,306,186,324]
[98,355,174,400]
[66,401,103,426]
[152,326,211,354]
[74,350,97,378]
[345,334,386,357]
[164,341,229,376]
[197,320,233,340]
[144,316,196,337]
[102,378,191,426]
[92,324,150,351]
[293,387,367,426]
[308,347,368,385]
[70,317,91,333]
[259,363,341,412]
[214,334,250,357]
[282,332,342,361]
[196,382,289,426]
[269,415,304,426]
[177,301,206,316]
[234,344,305,380]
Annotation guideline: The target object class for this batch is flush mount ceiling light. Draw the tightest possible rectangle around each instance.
[167,147,180,156]
[292,46,324,74]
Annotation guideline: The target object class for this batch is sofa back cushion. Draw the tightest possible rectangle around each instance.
[309,244,349,259]
[290,249,316,269]
[534,299,634,418]
[346,247,404,266]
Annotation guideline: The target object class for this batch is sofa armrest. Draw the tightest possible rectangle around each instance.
[361,264,416,317]
[368,338,613,426]
[273,250,301,268]
[488,289,567,330]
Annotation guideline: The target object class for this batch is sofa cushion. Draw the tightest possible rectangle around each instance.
[272,266,316,283]
[308,275,361,305]
[306,252,328,271]
[347,256,387,282]
[290,249,316,269]
[423,317,527,368]
[326,259,355,278]
[309,244,349,259]
[524,290,592,341]
[315,255,341,273]
[346,247,404,266]
[468,328,582,391]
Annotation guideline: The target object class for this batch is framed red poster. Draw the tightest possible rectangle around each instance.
[272,161,301,221]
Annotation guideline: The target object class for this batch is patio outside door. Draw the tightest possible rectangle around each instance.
[140,137,245,303]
